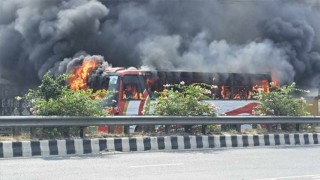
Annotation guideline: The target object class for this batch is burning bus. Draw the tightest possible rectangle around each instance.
[68,57,272,117]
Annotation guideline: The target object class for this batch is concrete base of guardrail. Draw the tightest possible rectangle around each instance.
[1,133,320,158]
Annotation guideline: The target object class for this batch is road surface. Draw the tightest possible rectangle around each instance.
[1,146,320,180]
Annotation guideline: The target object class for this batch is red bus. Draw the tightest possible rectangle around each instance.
[95,67,271,116]
[68,61,271,133]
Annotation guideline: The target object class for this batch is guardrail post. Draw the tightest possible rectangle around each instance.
[124,125,130,135]
[109,125,115,134]
[236,124,241,133]
[201,125,207,134]
[79,127,85,138]
[12,127,16,138]
[165,125,169,134]
[295,124,300,131]
[267,124,272,132]
[30,127,35,139]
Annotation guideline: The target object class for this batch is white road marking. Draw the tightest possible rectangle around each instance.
[256,174,320,180]
[130,163,184,168]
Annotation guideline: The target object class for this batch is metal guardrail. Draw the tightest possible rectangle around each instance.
[0,116,319,127]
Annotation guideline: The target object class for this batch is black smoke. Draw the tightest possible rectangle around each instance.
[1,0,320,87]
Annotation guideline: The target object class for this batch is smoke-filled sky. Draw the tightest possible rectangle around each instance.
[1,0,320,87]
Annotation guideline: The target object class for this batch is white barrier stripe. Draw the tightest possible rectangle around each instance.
[225,135,232,147]
[150,137,158,151]
[90,139,100,154]
[247,135,254,147]
[236,135,243,147]
[177,136,184,150]
[289,134,295,145]
[164,136,172,150]
[121,138,130,152]
[258,135,265,146]
[214,135,221,148]
[269,134,275,146]
[308,133,313,144]
[279,134,285,145]
[22,141,32,157]
[299,134,305,145]
[190,136,197,149]
[3,142,13,158]
[202,136,209,148]
[107,138,115,151]
[316,134,320,144]
[57,140,67,156]
[136,137,144,151]
[74,139,83,155]
[40,140,49,156]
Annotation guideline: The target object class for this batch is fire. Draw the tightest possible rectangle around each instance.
[221,85,225,99]
[68,58,100,90]
[217,79,271,100]
[258,80,270,93]
[270,79,280,88]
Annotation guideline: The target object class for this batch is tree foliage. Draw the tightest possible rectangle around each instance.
[25,73,108,138]
[31,73,67,101]
[26,73,108,116]
[254,83,309,116]
[145,82,216,116]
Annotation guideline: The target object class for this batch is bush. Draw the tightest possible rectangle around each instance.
[254,83,310,131]
[25,73,108,138]
[145,82,216,116]
[144,82,216,133]
[28,88,107,116]
[254,83,309,116]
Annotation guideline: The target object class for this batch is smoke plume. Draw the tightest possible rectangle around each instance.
[1,0,320,87]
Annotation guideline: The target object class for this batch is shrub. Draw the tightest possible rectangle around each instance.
[25,73,108,138]
[254,83,309,116]
[144,82,216,133]
[145,82,216,116]
[254,82,310,131]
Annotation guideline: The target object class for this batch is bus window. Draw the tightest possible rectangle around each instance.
[232,87,251,99]
[123,85,136,99]
[221,85,232,99]
[122,75,146,100]
[143,71,271,100]
[101,75,119,107]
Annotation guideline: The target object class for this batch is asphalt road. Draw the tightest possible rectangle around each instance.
[1,146,320,180]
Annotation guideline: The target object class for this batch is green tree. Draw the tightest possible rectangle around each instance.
[26,73,108,138]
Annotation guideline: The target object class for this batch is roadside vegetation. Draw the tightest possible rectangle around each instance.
[145,82,311,134]
[2,81,314,141]
[145,82,216,116]
[144,82,216,133]
[254,83,309,116]
[254,83,310,131]
[25,73,108,138]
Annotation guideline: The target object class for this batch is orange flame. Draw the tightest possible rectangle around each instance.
[68,58,100,90]
[270,80,280,88]
[251,80,270,95]
[221,85,225,99]
[260,80,270,93]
